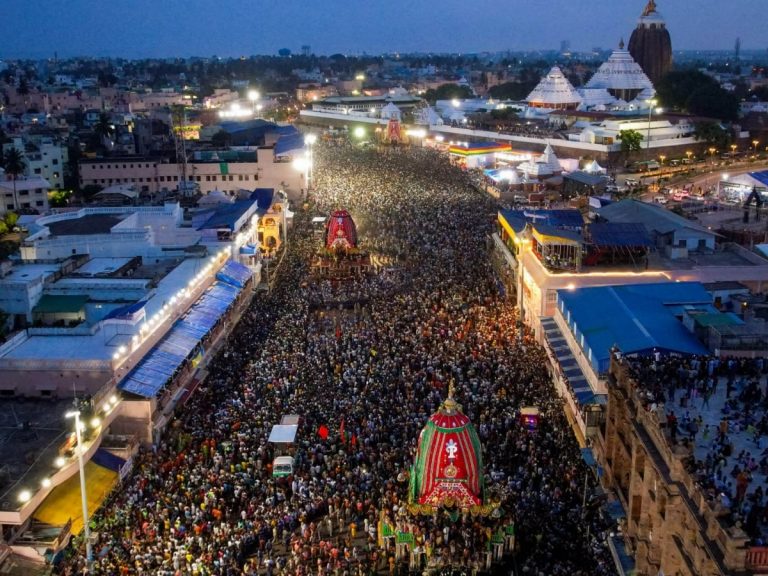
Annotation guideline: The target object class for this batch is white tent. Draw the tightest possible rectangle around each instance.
[584,160,606,174]
[268,424,298,443]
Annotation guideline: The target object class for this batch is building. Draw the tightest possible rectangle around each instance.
[628,0,673,85]
[600,356,768,575]
[526,66,582,111]
[79,148,304,197]
[0,177,51,214]
[583,40,655,106]
[2,136,68,189]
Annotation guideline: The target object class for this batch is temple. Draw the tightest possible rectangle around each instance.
[311,209,370,278]
[408,384,487,513]
[628,0,673,84]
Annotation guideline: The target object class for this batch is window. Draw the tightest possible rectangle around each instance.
[205,175,211,182]
[212,176,217,181]
[159,176,165,182]
[229,175,234,181]
[196,176,201,182]
[238,175,243,181]
[36,200,44,207]
[34,168,42,174]
[52,159,58,165]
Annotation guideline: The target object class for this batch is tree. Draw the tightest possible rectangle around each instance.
[424,83,474,105]
[694,121,731,150]
[4,211,19,230]
[2,147,26,210]
[618,129,644,162]
[93,112,115,152]
[48,189,72,208]
[655,70,739,121]
[487,81,540,101]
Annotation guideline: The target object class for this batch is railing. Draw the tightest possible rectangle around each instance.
[746,547,768,571]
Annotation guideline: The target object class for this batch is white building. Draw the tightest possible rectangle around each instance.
[581,41,655,110]
[3,136,68,189]
[0,177,51,214]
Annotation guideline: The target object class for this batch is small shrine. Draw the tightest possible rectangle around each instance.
[408,384,492,515]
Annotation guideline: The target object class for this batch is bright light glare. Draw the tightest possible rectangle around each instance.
[55,456,66,468]
[90,417,101,428]
[18,490,31,503]
[353,126,366,139]
[304,133,317,145]
[248,90,260,101]
[41,478,52,488]
[292,157,310,172]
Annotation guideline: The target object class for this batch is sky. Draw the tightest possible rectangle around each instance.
[1,0,765,59]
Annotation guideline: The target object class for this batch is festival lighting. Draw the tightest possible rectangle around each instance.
[18,490,31,503]
[406,129,426,138]
[41,478,52,488]
[90,417,101,428]
[55,456,66,468]
[353,126,366,139]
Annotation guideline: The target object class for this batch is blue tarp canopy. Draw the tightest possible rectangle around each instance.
[749,170,768,187]
[589,222,653,248]
[216,260,253,289]
[505,209,584,230]
[557,282,711,374]
[195,200,257,231]
[92,448,126,472]
[580,447,597,468]
[274,133,305,156]
[103,300,146,321]
[250,188,275,211]
[119,282,242,398]
[540,317,600,406]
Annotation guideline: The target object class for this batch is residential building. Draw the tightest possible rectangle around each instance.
[0,177,51,214]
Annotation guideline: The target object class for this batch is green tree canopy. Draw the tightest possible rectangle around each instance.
[655,70,739,121]
[618,129,644,155]
[211,130,233,148]
[424,84,474,104]
[694,121,731,150]
[487,81,539,101]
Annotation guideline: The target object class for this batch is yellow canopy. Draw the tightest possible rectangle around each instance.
[33,461,117,534]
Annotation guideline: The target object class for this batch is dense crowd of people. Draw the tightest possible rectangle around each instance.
[624,353,768,543]
[58,143,614,575]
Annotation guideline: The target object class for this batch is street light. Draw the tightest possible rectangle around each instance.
[645,98,658,158]
[304,133,317,191]
[65,410,92,566]
[247,90,260,115]
[753,140,760,155]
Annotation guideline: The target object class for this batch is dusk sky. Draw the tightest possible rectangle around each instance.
[1,0,764,59]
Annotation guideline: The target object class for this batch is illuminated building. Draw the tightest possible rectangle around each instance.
[628,0,673,85]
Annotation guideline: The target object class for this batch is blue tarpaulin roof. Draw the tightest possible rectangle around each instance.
[501,209,584,230]
[119,282,242,398]
[557,282,710,374]
[250,188,274,211]
[216,260,253,288]
[103,300,146,321]
[92,448,126,472]
[195,199,257,231]
[589,222,653,248]
[274,133,305,156]
[749,170,768,187]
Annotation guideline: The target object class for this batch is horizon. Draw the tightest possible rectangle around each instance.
[1,0,765,60]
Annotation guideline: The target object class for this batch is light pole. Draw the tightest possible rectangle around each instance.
[65,409,92,567]
[645,98,658,159]
[247,90,260,116]
[753,140,760,157]
[304,133,317,191]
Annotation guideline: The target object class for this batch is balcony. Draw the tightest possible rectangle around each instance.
[746,547,768,572]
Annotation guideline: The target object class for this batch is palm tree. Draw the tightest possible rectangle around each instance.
[2,147,25,211]
[93,112,115,152]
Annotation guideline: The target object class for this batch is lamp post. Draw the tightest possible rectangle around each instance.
[65,410,92,566]
[247,90,260,116]
[304,133,317,191]
[645,98,658,159]
[753,140,760,156]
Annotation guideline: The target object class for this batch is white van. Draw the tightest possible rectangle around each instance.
[273,456,294,477]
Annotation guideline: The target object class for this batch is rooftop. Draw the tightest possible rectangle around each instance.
[47,214,125,236]
[0,399,72,512]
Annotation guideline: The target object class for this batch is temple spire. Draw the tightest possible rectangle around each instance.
[642,0,658,16]
[619,38,625,50]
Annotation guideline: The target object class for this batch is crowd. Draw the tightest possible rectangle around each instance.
[626,354,768,543]
[58,143,614,575]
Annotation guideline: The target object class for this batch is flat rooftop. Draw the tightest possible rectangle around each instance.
[1,263,61,284]
[0,399,71,512]
[47,214,125,236]
[74,257,133,277]
[2,332,132,361]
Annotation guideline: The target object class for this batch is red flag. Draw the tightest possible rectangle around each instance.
[339,418,345,444]
[335,323,342,340]
[351,434,357,448]
[318,425,329,440]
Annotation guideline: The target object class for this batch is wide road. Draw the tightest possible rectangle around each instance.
[59,144,612,576]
